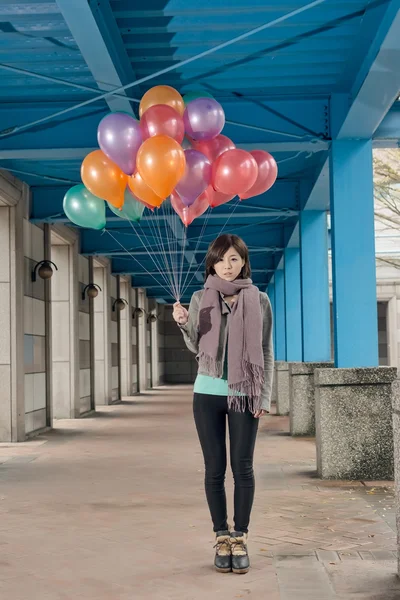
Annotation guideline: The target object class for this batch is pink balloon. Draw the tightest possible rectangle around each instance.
[175,149,211,207]
[191,135,235,163]
[140,104,185,144]
[206,185,235,208]
[171,189,209,227]
[240,150,278,199]
[212,149,258,196]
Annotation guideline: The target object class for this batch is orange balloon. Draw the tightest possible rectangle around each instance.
[81,150,127,208]
[139,85,184,118]
[136,135,186,199]
[128,172,164,208]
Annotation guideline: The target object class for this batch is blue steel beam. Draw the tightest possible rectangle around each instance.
[0,140,328,159]
[337,1,400,139]
[2,101,399,160]
[81,227,285,255]
[0,0,328,140]
[300,4,400,216]
[56,0,136,114]
[29,182,299,222]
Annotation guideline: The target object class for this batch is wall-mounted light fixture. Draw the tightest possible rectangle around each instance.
[82,283,102,300]
[32,260,58,282]
[112,298,128,312]
[132,307,157,323]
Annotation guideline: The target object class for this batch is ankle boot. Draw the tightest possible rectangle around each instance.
[230,531,250,574]
[213,530,232,573]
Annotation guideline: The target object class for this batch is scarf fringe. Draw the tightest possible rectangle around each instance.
[228,361,264,413]
[198,353,264,414]
[197,352,223,379]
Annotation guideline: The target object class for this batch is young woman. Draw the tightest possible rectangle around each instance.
[172,234,274,575]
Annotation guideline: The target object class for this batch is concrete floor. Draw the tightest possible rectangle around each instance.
[0,385,399,599]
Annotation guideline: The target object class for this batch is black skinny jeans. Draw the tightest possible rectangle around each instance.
[193,392,259,534]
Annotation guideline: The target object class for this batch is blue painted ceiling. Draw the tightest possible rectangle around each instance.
[0,0,399,302]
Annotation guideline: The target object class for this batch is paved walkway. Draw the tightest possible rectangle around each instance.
[0,385,399,599]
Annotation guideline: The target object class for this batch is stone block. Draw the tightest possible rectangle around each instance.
[392,379,400,576]
[289,362,332,436]
[315,367,397,480]
[275,361,290,415]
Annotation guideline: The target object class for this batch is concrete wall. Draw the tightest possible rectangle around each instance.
[0,175,26,442]
[162,305,197,384]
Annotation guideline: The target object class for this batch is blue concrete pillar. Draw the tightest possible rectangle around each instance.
[267,281,277,359]
[330,139,378,367]
[274,269,286,361]
[300,211,331,362]
[284,248,302,361]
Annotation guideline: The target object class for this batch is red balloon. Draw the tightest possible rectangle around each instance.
[140,104,185,144]
[206,185,235,208]
[171,189,209,227]
[212,149,258,196]
[240,150,278,199]
[191,134,235,162]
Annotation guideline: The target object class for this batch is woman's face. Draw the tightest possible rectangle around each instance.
[213,247,245,282]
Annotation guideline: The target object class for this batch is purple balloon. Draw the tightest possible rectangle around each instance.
[97,112,142,175]
[175,149,211,207]
[184,98,225,142]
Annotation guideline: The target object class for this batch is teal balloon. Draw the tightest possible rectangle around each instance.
[183,91,214,105]
[108,189,144,222]
[63,184,106,230]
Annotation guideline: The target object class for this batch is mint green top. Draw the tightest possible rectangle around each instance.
[194,373,230,395]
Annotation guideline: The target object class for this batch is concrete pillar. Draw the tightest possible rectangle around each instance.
[0,175,26,442]
[110,274,120,401]
[289,362,332,436]
[93,260,112,405]
[24,216,52,435]
[119,277,132,398]
[77,255,95,414]
[137,288,148,392]
[158,304,166,386]
[51,227,81,418]
[275,361,290,415]
[315,366,396,479]
[148,299,159,387]
[131,287,139,394]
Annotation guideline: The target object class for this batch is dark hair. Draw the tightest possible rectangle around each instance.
[205,234,251,280]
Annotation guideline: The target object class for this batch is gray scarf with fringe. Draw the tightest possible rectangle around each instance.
[198,275,264,413]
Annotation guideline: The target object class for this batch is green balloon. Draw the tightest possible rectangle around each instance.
[183,91,214,105]
[63,184,106,230]
[108,189,144,222]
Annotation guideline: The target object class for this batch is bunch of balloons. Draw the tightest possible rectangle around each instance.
[63,85,278,230]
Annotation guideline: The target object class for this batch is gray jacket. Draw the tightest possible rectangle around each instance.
[178,289,274,412]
